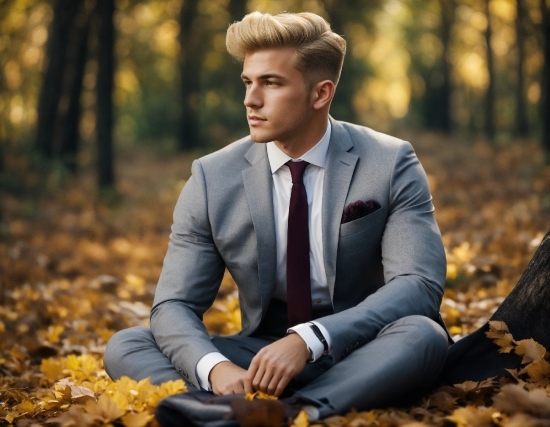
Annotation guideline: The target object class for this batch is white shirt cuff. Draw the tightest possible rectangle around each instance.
[288,322,331,362]
[195,352,230,391]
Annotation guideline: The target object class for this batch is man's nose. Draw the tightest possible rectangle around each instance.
[244,84,262,108]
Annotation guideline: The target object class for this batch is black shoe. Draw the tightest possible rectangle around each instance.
[155,391,301,427]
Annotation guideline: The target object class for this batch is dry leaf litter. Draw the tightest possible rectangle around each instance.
[1,135,550,426]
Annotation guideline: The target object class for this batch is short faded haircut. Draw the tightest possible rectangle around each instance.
[226,11,346,86]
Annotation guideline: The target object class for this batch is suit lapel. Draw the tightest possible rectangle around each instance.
[323,119,358,301]
[243,143,277,316]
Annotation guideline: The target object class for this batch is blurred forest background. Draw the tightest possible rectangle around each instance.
[2,0,550,426]
[1,0,549,193]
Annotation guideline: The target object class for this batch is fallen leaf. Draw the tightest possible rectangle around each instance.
[428,389,458,411]
[492,384,550,419]
[85,394,126,423]
[515,339,547,364]
[121,411,155,427]
[290,410,309,427]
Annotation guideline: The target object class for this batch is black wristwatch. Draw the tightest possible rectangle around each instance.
[309,323,328,353]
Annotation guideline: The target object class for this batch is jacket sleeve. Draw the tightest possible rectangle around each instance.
[316,141,446,363]
[150,159,225,388]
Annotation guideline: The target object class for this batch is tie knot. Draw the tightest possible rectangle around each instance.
[286,160,309,184]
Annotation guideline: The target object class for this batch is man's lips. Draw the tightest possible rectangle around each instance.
[247,115,266,125]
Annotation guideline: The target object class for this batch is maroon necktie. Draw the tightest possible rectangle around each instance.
[286,160,312,327]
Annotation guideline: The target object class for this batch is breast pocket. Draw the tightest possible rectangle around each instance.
[339,208,385,256]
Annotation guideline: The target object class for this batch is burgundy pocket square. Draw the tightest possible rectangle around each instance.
[341,200,381,224]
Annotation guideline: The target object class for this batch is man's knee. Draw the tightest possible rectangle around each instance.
[381,315,449,360]
[104,326,153,375]
[375,315,448,388]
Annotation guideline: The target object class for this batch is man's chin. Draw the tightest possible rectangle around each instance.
[249,131,272,144]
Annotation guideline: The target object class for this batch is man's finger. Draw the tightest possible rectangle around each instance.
[243,377,254,395]
[233,380,245,395]
[266,370,284,396]
[246,357,260,383]
[274,373,292,397]
[258,364,276,393]
[252,360,268,390]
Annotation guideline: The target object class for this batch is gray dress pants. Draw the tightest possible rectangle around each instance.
[104,315,448,418]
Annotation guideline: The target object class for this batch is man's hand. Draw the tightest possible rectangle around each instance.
[209,361,253,395]
[245,333,310,397]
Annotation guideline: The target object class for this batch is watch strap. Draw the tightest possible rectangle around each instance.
[309,323,328,353]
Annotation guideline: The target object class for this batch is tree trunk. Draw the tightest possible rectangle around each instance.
[541,0,550,162]
[35,0,81,160]
[0,126,4,177]
[324,0,359,123]
[178,0,202,151]
[443,228,550,383]
[0,1,11,178]
[227,0,247,25]
[484,0,496,140]
[223,0,248,112]
[515,0,529,137]
[437,0,454,132]
[59,0,94,174]
[95,0,115,190]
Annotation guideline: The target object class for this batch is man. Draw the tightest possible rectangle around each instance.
[104,11,449,424]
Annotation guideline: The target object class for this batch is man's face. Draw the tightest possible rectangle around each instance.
[241,48,314,147]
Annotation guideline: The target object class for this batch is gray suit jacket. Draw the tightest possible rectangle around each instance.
[150,118,446,388]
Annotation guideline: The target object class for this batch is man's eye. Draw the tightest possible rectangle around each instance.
[266,81,278,86]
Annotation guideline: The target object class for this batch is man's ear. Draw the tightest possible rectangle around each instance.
[311,80,335,110]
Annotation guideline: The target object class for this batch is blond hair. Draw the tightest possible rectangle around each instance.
[226,12,346,86]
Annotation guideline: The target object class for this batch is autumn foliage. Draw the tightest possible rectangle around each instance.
[1,135,549,426]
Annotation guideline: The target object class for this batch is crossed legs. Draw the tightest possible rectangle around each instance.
[104,315,448,417]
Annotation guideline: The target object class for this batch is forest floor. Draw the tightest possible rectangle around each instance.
[1,133,550,426]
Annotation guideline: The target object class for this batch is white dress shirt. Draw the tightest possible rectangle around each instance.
[195,122,333,390]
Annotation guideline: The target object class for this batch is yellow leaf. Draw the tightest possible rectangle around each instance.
[54,380,74,403]
[121,411,155,427]
[244,390,278,401]
[79,354,98,379]
[446,406,497,427]
[40,357,64,382]
[486,331,514,349]
[110,390,131,410]
[46,324,64,343]
[41,395,61,410]
[16,400,34,414]
[446,263,458,280]
[48,404,102,426]
[135,377,156,401]
[85,394,126,423]
[290,410,308,427]
[486,321,516,353]
[488,320,510,334]
[125,273,145,287]
[93,378,112,394]
[4,411,18,424]
[514,339,546,364]
[158,379,187,398]
[65,354,80,372]
[70,384,95,402]
[519,359,550,382]
[449,325,462,335]
[113,376,139,398]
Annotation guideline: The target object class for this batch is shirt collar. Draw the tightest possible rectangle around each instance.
[266,120,331,174]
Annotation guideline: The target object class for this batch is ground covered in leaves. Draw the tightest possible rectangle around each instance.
[1,134,550,426]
